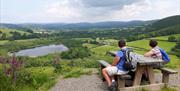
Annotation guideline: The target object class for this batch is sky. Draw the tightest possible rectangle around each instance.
[0,0,180,23]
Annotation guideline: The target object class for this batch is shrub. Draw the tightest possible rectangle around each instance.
[61,47,91,59]
[168,36,176,42]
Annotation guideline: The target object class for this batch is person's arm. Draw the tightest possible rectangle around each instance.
[144,50,154,57]
[111,56,120,66]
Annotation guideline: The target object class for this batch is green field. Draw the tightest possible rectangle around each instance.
[127,39,176,52]
[151,34,180,41]
[0,28,29,37]
[86,36,180,68]
[0,40,8,45]
[0,34,180,91]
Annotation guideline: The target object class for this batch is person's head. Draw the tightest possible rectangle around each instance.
[149,40,158,48]
[118,39,126,48]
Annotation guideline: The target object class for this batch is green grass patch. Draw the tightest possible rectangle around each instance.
[94,38,180,68]
[161,86,178,91]
[91,45,118,55]
[26,67,55,77]
[37,77,57,91]
[73,38,93,41]
[83,43,98,49]
[0,28,30,37]
[63,67,92,78]
[0,40,9,45]
[152,34,180,41]
[127,39,176,52]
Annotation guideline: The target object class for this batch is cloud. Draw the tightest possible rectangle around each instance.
[40,0,146,22]
[110,0,152,21]
[81,0,141,9]
[6,0,179,23]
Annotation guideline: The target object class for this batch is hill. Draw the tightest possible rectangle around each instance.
[1,20,154,31]
[127,15,180,41]
[0,28,30,37]
[0,23,33,32]
[23,21,153,30]
[150,15,180,30]
[85,34,180,68]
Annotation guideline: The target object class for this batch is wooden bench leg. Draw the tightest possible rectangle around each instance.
[117,77,125,88]
[133,66,145,86]
[162,72,169,84]
[147,66,155,84]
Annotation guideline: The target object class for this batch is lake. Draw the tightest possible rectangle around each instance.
[15,44,68,57]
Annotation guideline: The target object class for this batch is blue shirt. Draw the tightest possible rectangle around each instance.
[116,49,127,71]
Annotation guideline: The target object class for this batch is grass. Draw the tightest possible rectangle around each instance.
[91,45,118,55]
[0,39,38,45]
[0,40,9,45]
[152,34,180,41]
[83,43,98,49]
[126,39,180,68]
[161,86,178,91]
[37,79,57,91]
[26,67,55,77]
[0,28,30,37]
[0,64,2,71]
[74,38,93,41]
[87,37,180,68]
[63,67,93,78]
[128,39,176,52]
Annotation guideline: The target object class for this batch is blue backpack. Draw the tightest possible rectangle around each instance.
[159,48,170,62]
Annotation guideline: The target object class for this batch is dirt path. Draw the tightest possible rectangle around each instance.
[155,69,180,91]
[50,74,108,91]
[50,69,180,91]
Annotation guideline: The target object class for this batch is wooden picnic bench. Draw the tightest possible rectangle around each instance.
[99,51,178,91]
[99,60,132,88]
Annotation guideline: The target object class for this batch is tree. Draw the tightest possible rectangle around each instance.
[168,36,176,42]
[1,33,7,40]
[26,29,33,33]
[11,31,21,40]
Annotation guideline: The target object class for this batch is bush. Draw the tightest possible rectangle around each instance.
[0,72,15,91]
[168,36,176,42]
[61,47,91,59]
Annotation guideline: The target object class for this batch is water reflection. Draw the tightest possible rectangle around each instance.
[15,44,68,57]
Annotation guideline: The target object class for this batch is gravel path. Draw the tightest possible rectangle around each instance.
[50,69,180,91]
[155,69,180,91]
[50,74,108,91]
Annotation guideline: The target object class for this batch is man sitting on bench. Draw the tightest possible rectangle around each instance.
[102,39,129,91]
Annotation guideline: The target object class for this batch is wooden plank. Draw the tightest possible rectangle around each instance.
[133,65,145,86]
[119,83,165,91]
[98,60,110,67]
[108,51,164,65]
[106,51,117,57]
[160,68,178,74]
[159,68,177,84]
[147,66,155,84]
[162,72,169,84]
[118,74,131,79]
[118,77,126,88]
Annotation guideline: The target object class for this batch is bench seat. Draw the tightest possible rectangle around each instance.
[158,68,178,84]
[99,60,131,88]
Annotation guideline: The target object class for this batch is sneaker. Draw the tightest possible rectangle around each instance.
[107,85,116,91]
[111,81,117,87]
[107,86,114,91]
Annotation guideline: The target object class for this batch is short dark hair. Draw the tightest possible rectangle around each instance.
[149,40,158,47]
[118,39,126,48]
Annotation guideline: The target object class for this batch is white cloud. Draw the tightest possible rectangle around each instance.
[15,0,180,23]
[110,0,152,21]
[46,0,82,18]
[151,0,180,18]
